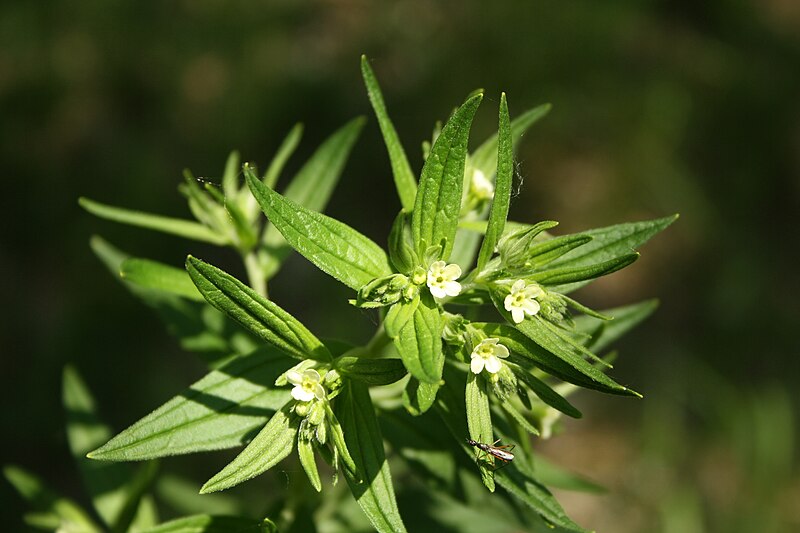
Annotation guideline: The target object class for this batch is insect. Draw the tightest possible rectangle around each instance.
[466,438,515,468]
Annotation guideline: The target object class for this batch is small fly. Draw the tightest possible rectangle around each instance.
[466,438,515,468]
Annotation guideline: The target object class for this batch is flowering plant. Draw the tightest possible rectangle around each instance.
[8,56,675,532]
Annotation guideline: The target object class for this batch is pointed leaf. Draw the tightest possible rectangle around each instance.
[402,378,439,416]
[88,348,291,461]
[80,198,226,245]
[201,402,298,493]
[412,93,483,259]
[337,381,408,533]
[550,214,678,293]
[387,210,416,274]
[476,93,513,273]
[187,256,331,362]
[120,258,204,301]
[574,299,659,353]
[383,296,419,339]
[222,151,241,200]
[247,168,392,290]
[361,55,417,212]
[471,103,551,179]
[297,438,322,492]
[529,253,639,286]
[392,293,443,384]
[510,365,582,418]
[263,123,304,189]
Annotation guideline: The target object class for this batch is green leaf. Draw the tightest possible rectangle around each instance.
[510,365,582,418]
[187,256,331,362]
[338,381,408,533]
[79,197,227,245]
[64,365,149,530]
[500,401,540,436]
[494,469,589,533]
[532,456,605,494]
[575,299,659,353]
[412,93,483,260]
[88,348,291,461]
[264,123,304,190]
[549,214,678,293]
[402,378,439,416]
[392,293,443,384]
[387,210,416,274]
[261,118,366,274]
[334,357,407,386]
[475,320,636,397]
[3,465,102,532]
[297,438,322,492]
[383,296,419,339]
[528,253,639,286]
[470,103,551,179]
[361,55,417,212]
[465,372,495,491]
[139,515,277,533]
[520,234,594,269]
[247,168,393,290]
[120,258,204,301]
[476,93,513,273]
[324,402,357,475]
[201,402,298,493]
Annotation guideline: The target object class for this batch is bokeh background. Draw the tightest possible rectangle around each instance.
[2,1,799,531]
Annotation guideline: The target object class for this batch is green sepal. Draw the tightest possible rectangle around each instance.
[187,256,331,362]
[79,197,227,245]
[246,167,393,290]
[120,258,204,301]
[412,93,483,260]
[334,357,408,386]
[361,56,417,213]
[200,401,298,494]
[297,437,322,492]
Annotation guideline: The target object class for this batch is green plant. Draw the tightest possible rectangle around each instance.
[7,56,675,532]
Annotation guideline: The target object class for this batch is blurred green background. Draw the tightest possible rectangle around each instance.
[2,1,799,531]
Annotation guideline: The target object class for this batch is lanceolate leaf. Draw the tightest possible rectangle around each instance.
[383,295,419,339]
[361,55,417,212]
[393,293,443,384]
[412,93,483,260]
[201,402,298,494]
[475,321,636,397]
[187,256,331,362]
[528,253,639,286]
[88,348,291,461]
[574,299,659,353]
[477,93,513,273]
[510,365,582,418]
[263,123,304,190]
[121,258,204,301]
[262,117,366,271]
[470,103,551,179]
[465,372,495,491]
[297,438,322,492]
[139,514,277,533]
[549,214,678,293]
[338,381,408,533]
[334,357,408,386]
[222,150,241,200]
[402,378,439,416]
[246,168,393,290]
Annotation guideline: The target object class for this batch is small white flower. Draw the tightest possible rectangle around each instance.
[470,169,494,200]
[470,338,509,374]
[504,279,543,324]
[286,368,326,402]
[427,261,462,299]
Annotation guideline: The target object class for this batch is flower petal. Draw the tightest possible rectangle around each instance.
[470,356,485,374]
[524,284,543,298]
[521,299,540,316]
[511,279,526,293]
[286,370,304,385]
[494,343,509,358]
[292,386,315,402]
[303,369,321,383]
[443,263,462,279]
[504,294,515,311]
[511,308,525,324]
[314,383,327,400]
[429,285,447,299]
[485,356,502,374]
[444,280,461,297]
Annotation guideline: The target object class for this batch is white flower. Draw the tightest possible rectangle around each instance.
[470,169,494,200]
[504,279,543,324]
[470,338,509,374]
[286,368,326,402]
[427,261,462,299]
